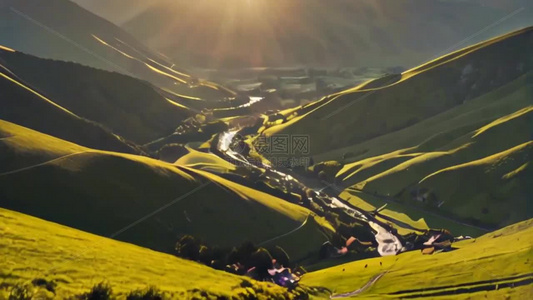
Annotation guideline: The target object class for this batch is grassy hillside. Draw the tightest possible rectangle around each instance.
[261,27,532,157]
[301,219,533,299]
[249,29,533,232]
[333,104,532,230]
[0,65,141,154]
[175,147,237,174]
[353,106,532,193]
[0,208,295,299]
[416,141,532,227]
[0,49,191,144]
[319,68,533,164]
[0,0,234,100]
[0,120,332,260]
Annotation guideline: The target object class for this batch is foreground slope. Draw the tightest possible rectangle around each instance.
[0,48,191,144]
[302,219,533,299]
[0,208,293,299]
[0,120,332,259]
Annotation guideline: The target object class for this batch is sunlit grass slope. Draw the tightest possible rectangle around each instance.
[0,66,140,154]
[341,190,486,238]
[322,71,533,164]
[0,49,191,144]
[175,147,237,174]
[302,219,533,299]
[0,208,294,299]
[262,27,532,157]
[351,105,533,192]
[337,106,532,229]
[0,120,332,260]
[416,141,532,228]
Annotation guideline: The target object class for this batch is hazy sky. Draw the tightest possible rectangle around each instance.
[72,0,532,68]
[72,0,151,24]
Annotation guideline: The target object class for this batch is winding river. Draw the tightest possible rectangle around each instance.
[217,130,403,256]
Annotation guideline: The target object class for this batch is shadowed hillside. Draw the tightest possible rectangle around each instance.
[0,67,142,154]
[0,119,332,259]
[0,49,191,144]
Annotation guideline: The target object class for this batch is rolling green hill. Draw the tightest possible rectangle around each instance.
[330,71,533,169]
[251,28,533,231]
[0,48,191,144]
[333,82,533,230]
[301,219,533,299]
[0,208,295,299]
[0,119,332,261]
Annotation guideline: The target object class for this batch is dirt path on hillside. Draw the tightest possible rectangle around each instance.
[330,272,387,298]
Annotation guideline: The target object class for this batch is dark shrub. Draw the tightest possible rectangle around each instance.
[175,235,201,261]
[248,248,273,278]
[79,282,112,300]
[198,245,213,265]
[201,121,229,135]
[9,284,33,300]
[319,242,335,259]
[236,241,258,266]
[269,246,290,267]
[226,247,240,265]
[31,278,56,293]
[127,286,165,300]
[239,280,254,288]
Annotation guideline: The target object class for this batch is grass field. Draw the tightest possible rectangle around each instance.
[328,71,533,167]
[248,29,533,236]
[0,208,295,299]
[336,106,533,229]
[175,147,237,174]
[301,219,533,299]
[340,190,486,237]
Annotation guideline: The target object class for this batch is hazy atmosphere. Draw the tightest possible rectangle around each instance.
[1,0,532,299]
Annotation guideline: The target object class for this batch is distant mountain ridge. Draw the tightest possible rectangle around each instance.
[0,0,234,100]
[75,0,532,69]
